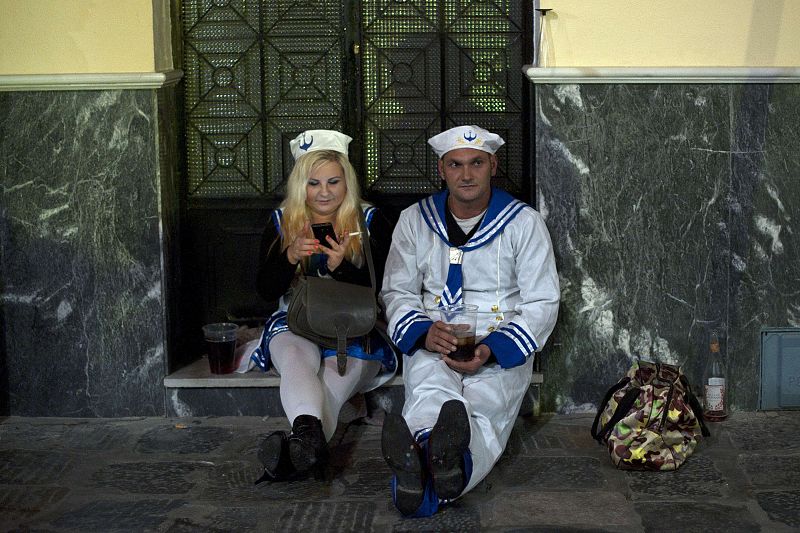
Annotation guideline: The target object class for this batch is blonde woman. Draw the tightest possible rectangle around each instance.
[247,130,395,482]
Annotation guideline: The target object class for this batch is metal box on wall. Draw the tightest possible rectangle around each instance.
[760,328,800,410]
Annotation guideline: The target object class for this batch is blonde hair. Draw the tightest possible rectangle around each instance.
[279,150,366,268]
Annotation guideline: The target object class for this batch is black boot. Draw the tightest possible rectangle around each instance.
[382,413,426,516]
[288,415,329,478]
[428,399,470,500]
[255,430,295,484]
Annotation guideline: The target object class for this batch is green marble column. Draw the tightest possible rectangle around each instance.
[0,88,180,416]
[535,83,800,412]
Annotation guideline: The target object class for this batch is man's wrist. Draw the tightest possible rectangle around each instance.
[478,343,497,365]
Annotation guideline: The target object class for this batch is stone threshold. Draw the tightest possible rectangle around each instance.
[165,358,543,388]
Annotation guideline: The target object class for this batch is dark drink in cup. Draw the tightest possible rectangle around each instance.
[206,339,236,374]
[439,304,479,362]
[450,335,476,361]
[202,322,238,375]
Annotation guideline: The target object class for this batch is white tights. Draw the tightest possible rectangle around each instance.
[269,331,381,441]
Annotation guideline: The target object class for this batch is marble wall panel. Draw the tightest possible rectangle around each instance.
[536,83,800,412]
[0,90,168,416]
[729,84,800,408]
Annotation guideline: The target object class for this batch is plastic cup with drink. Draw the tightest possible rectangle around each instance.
[202,322,238,374]
[438,304,478,362]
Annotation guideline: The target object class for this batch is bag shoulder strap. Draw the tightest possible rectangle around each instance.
[591,377,631,441]
[358,208,376,291]
[592,385,642,443]
[679,376,711,437]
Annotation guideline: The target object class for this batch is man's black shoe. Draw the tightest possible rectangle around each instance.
[428,399,470,500]
[382,413,425,515]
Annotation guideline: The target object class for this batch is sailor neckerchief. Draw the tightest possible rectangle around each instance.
[445,207,485,247]
[418,187,527,306]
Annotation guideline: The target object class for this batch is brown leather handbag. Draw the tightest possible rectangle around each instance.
[286,210,377,376]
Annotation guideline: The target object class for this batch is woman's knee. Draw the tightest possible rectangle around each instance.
[270,339,320,374]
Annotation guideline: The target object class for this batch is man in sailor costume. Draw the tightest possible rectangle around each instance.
[380,125,560,516]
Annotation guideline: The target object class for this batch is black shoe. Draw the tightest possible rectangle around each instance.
[382,413,426,516]
[255,430,295,484]
[428,400,470,500]
[288,415,329,477]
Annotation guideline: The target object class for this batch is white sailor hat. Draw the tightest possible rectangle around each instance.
[427,125,505,158]
[289,129,353,160]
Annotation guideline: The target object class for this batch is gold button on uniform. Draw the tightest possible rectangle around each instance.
[491,305,499,312]
[487,326,495,332]
[434,296,441,304]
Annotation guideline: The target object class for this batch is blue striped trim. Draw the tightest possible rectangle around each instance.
[501,323,538,354]
[249,347,268,371]
[481,329,531,369]
[392,310,426,344]
[416,188,529,252]
[397,319,432,355]
[392,310,433,355]
[463,201,527,251]
[419,195,450,245]
[274,205,374,241]
[271,208,284,238]
[363,205,376,227]
[249,311,289,371]
[265,311,288,332]
[441,286,462,306]
[414,428,432,442]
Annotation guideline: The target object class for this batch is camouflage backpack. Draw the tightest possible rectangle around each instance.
[590,361,709,471]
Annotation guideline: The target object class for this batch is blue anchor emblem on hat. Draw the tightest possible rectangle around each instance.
[463,130,477,142]
[299,133,314,151]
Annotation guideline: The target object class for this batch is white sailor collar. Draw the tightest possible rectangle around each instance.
[418,187,527,251]
[272,204,377,238]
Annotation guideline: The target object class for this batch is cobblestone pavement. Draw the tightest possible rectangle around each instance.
[1,411,799,532]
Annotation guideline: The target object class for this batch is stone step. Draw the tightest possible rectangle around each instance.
[164,358,543,388]
[163,358,542,417]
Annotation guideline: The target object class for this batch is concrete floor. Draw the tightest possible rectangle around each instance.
[1,411,799,532]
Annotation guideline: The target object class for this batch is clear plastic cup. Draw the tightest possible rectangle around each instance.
[439,304,478,361]
[202,322,238,374]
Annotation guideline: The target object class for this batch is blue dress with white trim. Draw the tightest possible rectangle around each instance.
[247,205,397,387]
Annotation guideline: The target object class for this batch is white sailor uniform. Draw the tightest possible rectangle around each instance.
[381,187,560,496]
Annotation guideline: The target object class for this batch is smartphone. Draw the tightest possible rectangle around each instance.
[311,222,338,248]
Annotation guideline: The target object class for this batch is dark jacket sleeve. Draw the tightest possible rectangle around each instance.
[329,208,393,295]
[256,213,298,302]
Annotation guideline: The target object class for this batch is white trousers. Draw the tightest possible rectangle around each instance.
[270,331,381,441]
[402,350,533,494]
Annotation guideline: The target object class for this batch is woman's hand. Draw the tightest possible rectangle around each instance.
[286,222,318,265]
[320,231,352,271]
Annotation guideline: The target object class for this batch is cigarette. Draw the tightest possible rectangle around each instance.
[347,231,362,237]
